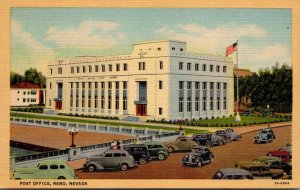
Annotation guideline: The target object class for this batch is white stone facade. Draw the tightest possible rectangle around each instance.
[46,40,234,120]
[11,89,46,106]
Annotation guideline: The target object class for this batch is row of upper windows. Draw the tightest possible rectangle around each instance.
[179,81,227,90]
[179,62,227,73]
[17,91,37,95]
[49,61,165,75]
[49,61,226,75]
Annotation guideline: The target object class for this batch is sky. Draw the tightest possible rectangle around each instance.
[11,8,291,75]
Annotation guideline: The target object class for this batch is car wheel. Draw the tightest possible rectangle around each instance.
[121,163,129,171]
[139,157,147,165]
[167,146,174,153]
[235,136,240,141]
[225,138,231,143]
[197,160,202,167]
[205,142,211,147]
[88,164,96,172]
[57,176,66,179]
[158,153,165,160]
[218,141,224,146]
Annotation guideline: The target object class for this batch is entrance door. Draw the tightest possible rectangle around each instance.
[136,104,147,116]
[55,100,62,110]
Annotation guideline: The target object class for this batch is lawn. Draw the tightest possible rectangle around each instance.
[10,112,209,135]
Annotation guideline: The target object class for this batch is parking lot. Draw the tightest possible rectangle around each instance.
[75,125,291,179]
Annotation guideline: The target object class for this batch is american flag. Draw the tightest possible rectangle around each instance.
[226,42,238,56]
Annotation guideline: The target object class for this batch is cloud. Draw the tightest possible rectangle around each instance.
[239,44,290,71]
[45,21,125,48]
[155,24,266,55]
[155,24,290,72]
[11,20,55,74]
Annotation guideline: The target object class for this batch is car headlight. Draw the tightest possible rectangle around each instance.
[192,156,195,159]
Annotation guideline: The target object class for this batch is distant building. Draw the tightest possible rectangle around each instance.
[46,40,234,120]
[11,82,46,106]
[233,65,255,77]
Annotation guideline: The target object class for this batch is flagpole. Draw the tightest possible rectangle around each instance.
[235,40,241,122]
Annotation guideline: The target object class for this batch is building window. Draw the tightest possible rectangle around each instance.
[172,47,175,50]
[180,48,183,51]
[94,82,98,108]
[223,82,227,110]
[17,98,19,101]
[195,82,199,90]
[139,62,145,70]
[102,65,105,72]
[160,61,163,70]
[195,63,199,71]
[179,62,183,70]
[17,91,19,94]
[50,82,52,89]
[76,82,79,107]
[70,83,73,107]
[82,82,85,107]
[159,81,163,89]
[223,66,227,73]
[187,63,191,70]
[202,64,206,71]
[71,67,74,74]
[216,65,220,72]
[88,65,92,73]
[88,82,92,108]
[49,99,51,106]
[50,68,52,75]
[210,65,213,72]
[179,98,183,112]
[159,107,163,115]
[95,65,99,72]
[101,82,105,109]
[23,98,26,102]
[187,82,191,89]
[123,81,128,111]
[116,64,120,71]
[210,82,214,110]
[157,47,161,51]
[82,66,86,73]
[108,82,112,110]
[195,97,199,111]
[76,66,80,73]
[179,81,184,90]
[58,67,62,74]
[202,82,207,111]
[115,82,119,110]
[187,97,191,112]
[109,64,113,72]
[123,63,128,71]
[23,91,25,95]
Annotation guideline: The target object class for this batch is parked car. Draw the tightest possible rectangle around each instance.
[266,150,292,163]
[11,160,77,179]
[143,141,169,160]
[235,161,284,178]
[253,156,291,173]
[215,128,241,143]
[84,149,136,172]
[279,143,292,153]
[163,136,200,153]
[241,109,252,116]
[212,168,254,179]
[181,146,214,167]
[192,133,226,147]
[123,144,151,164]
[253,128,275,143]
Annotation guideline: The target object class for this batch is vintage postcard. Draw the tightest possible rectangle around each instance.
[0,0,299,189]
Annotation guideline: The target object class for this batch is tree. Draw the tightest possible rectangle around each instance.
[10,68,46,86]
[24,68,46,86]
[10,71,24,85]
[236,65,292,112]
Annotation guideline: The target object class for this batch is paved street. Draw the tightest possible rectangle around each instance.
[75,125,291,179]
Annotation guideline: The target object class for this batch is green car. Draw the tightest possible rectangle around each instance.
[11,160,77,179]
[143,141,169,160]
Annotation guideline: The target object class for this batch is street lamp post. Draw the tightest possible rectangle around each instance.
[68,126,79,147]
[267,104,270,128]
[178,119,184,136]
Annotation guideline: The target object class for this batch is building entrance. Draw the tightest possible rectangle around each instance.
[136,104,147,116]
